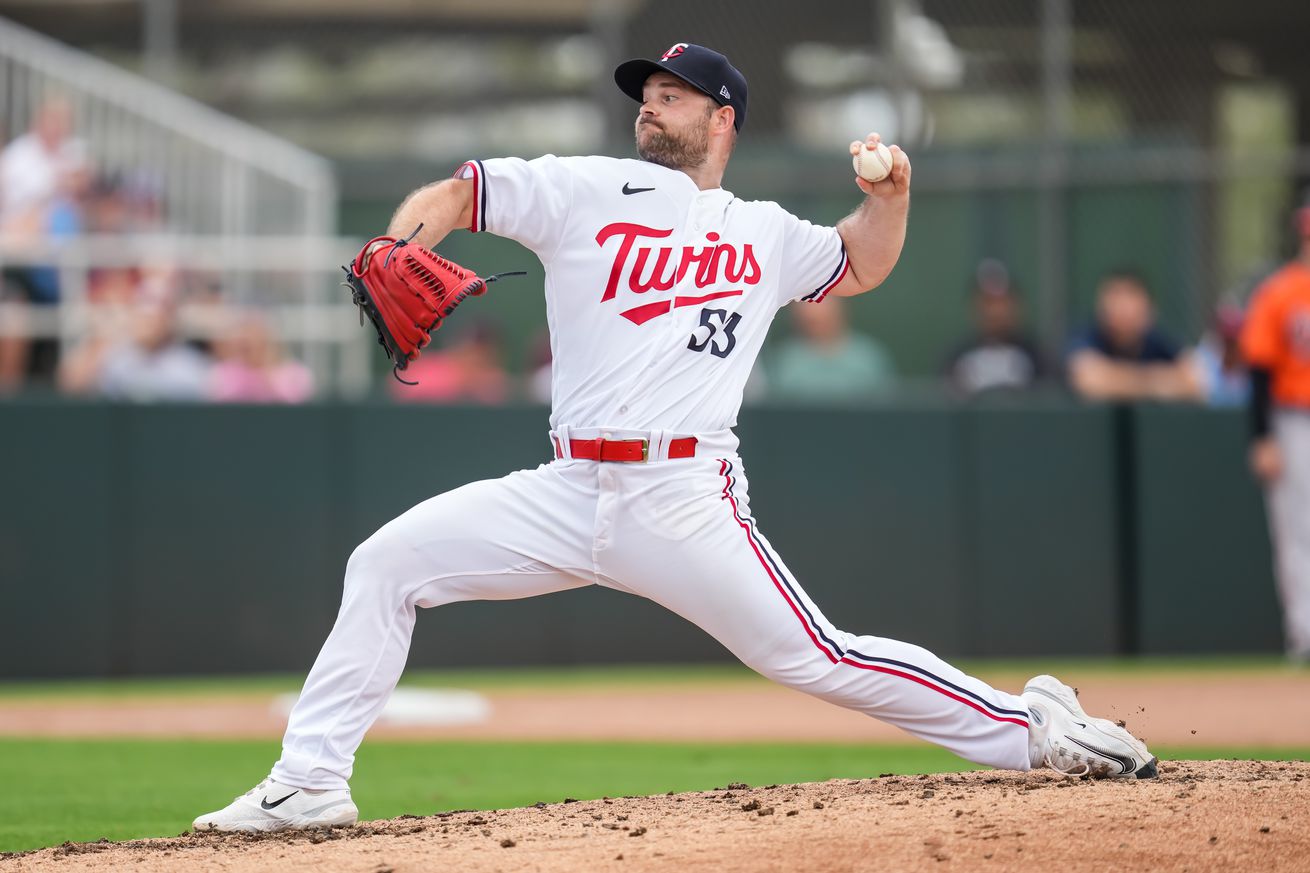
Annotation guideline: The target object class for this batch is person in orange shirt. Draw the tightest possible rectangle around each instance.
[1240,192,1310,663]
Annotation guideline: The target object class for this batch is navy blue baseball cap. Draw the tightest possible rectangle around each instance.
[614,43,748,132]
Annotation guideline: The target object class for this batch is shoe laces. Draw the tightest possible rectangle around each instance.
[1043,749,1092,778]
[1029,699,1101,778]
[1044,736,1122,778]
[236,777,273,802]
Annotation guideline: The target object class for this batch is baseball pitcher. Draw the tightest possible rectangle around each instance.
[194,43,1156,833]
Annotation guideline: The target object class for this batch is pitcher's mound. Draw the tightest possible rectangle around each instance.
[6,760,1307,872]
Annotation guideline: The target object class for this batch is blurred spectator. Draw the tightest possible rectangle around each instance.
[20,161,93,305]
[525,329,553,404]
[59,289,211,402]
[0,303,28,394]
[0,97,89,391]
[119,168,167,232]
[769,296,895,401]
[211,312,314,404]
[0,97,86,235]
[1065,269,1202,402]
[182,275,231,357]
[85,175,133,234]
[389,318,509,404]
[1239,191,1310,663]
[1190,304,1250,408]
[943,259,1045,395]
[88,266,145,306]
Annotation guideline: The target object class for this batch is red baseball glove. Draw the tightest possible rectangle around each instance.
[343,224,523,383]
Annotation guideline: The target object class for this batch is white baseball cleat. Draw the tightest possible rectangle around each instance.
[192,777,358,833]
[1022,674,1158,779]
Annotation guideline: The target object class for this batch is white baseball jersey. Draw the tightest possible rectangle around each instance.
[271,155,1036,794]
[455,156,849,434]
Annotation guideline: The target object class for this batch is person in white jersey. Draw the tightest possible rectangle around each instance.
[195,43,1156,833]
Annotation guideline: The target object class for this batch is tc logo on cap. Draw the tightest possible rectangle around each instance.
[661,43,688,60]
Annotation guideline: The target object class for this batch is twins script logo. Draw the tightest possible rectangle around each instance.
[594,222,761,325]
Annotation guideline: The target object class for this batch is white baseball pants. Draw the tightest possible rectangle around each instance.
[1267,410,1310,658]
[273,433,1033,789]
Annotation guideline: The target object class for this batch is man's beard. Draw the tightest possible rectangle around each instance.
[635,117,710,171]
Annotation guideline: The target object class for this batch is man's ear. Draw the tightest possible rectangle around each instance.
[715,106,735,134]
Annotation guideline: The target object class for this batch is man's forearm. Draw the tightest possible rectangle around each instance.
[1071,353,1203,401]
[1143,359,1203,401]
[1070,353,1154,400]
[835,194,909,293]
[387,178,475,249]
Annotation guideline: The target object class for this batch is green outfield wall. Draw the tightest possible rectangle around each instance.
[0,400,1281,678]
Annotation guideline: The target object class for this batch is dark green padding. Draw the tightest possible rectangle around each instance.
[0,400,1280,677]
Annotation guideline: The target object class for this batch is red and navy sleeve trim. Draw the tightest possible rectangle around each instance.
[800,245,849,303]
[456,160,488,233]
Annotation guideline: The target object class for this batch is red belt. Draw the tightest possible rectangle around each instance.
[555,436,698,462]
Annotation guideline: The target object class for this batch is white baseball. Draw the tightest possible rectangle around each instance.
[853,141,894,183]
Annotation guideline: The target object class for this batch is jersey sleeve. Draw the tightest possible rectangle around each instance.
[454,155,574,260]
[777,210,849,306]
[1241,279,1286,369]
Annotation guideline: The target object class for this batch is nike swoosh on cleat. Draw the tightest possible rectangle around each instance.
[261,790,299,810]
[622,183,655,195]
[1065,736,1136,775]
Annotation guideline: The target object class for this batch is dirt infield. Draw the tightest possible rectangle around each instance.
[2,761,1306,872]
[3,670,1307,746]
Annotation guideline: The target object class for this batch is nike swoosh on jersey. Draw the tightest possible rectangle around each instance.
[622,183,655,195]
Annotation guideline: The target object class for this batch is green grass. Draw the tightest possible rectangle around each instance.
[0,656,1295,701]
[0,659,1302,853]
[0,738,1305,854]
[0,664,760,701]
[0,738,968,853]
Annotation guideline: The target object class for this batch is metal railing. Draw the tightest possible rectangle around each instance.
[0,14,335,239]
[0,235,372,397]
[0,15,354,394]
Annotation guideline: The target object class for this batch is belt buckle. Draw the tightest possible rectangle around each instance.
[638,438,649,462]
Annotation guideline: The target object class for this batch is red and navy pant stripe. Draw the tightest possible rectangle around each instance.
[718,459,1029,730]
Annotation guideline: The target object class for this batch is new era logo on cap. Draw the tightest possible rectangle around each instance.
[614,43,750,132]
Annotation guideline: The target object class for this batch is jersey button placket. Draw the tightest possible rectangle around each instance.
[666,199,708,348]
